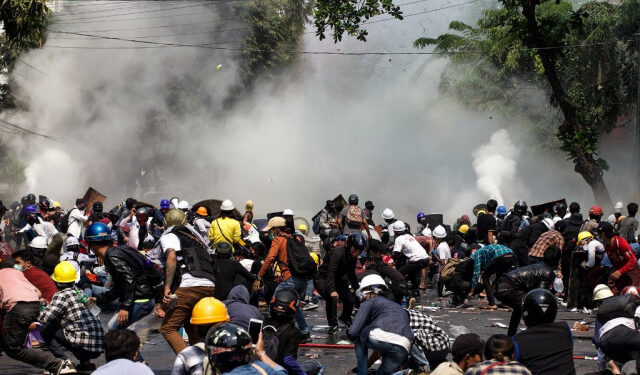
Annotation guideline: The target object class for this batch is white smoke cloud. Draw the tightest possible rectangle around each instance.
[472,129,518,205]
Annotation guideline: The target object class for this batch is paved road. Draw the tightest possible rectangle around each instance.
[0,290,599,374]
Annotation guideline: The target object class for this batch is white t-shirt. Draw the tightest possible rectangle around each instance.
[436,242,451,262]
[67,207,88,238]
[393,234,428,262]
[160,232,215,288]
[586,239,605,268]
[60,251,95,280]
[240,259,254,272]
[599,306,640,339]
[193,218,210,237]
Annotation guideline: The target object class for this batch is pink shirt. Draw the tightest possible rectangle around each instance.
[0,268,40,312]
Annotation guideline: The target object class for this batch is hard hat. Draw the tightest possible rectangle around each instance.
[458,224,470,234]
[298,223,308,232]
[190,297,230,325]
[310,252,319,264]
[160,199,170,209]
[53,201,61,208]
[614,201,624,213]
[421,227,432,237]
[348,194,359,205]
[51,261,78,283]
[606,214,616,225]
[164,209,187,227]
[197,207,208,216]
[85,223,111,242]
[29,236,48,249]
[541,218,554,230]
[593,284,614,301]
[433,225,447,239]
[135,206,153,218]
[622,286,640,297]
[65,236,80,248]
[417,212,426,221]
[347,233,369,253]
[577,231,594,244]
[357,274,388,293]
[381,208,395,220]
[170,197,180,209]
[245,200,254,211]
[270,288,299,318]
[24,205,37,213]
[391,220,406,232]
[220,199,234,211]
[522,288,557,327]
[263,217,286,231]
[514,201,528,215]
[205,323,252,368]
[496,206,507,215]
[178,200,190,210]
[283,209,294,216]
[589,206,603,216]
[476,210,486,216]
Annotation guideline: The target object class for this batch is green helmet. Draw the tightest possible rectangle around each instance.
[164,208,186,227]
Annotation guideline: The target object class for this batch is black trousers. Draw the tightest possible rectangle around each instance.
[600,324,640,372]
[319,278,354,327]
[399,259,428,292]
[483,254,517,306]
[1,302,61,372]
[40,323,101,363]
[495,279,525,336]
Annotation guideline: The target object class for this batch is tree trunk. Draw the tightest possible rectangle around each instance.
[520,1,613,207]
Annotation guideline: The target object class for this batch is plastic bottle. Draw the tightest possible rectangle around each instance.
[401,296,408,309]
[553,277,564,293]
[75,290,101,316]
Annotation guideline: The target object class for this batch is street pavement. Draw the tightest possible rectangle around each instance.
[0,289,600,374]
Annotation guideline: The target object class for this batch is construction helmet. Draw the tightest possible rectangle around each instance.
[476,210,486,216]
[85,223,111,242]
[381,208,395,220]
[178,200,190,210]
[357,274,388,293]
[164,209,187,227]
[577,231,594,244]
[53,201,61,208]
[522,289,557,327]
[160,199,170,209]
[270,288,299,318]
[622,286,640,297]
[433,225,447,239]
[298,224,308,233]
[421,227,432,237]
[220,199,234,211]
[29,236,48,250]
[197,207,208,216]
[348,194,359,205]
[593,284,614,301]
[245,200,254,212]
[497,206,507,215]
[51,261,78,283]
[458,224,470,234]
[589,206,603,216]
[417,212,426,221]
[514,201,528,215]
[283,209,294,216]
[614,201,624,213]
[310,252,319,264]
[190,297,230,325]
[391,220,406,232]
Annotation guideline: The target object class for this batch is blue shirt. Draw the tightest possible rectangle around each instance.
[347,295,414,345]
[471,244,513,287]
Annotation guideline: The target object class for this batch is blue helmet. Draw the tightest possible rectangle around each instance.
[85,222,111,242]
[346,233,368,253]
[24,205,37,213]
[497,205,507,215]
[160,199,170,209]
[417,212,426,221]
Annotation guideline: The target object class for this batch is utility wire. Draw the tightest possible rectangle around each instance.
[16,59,48,76]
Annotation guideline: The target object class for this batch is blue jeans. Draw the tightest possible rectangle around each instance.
[355,337,408,375]
[276,276,309,334]
[107,299,155,331]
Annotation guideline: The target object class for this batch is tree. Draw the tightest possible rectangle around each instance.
[314,0,403,42]
[415,0,640,205]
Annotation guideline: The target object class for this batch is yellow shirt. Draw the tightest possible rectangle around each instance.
[208,217,245,247]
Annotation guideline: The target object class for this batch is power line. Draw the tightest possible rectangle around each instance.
[0,118,54,140]
[16,59,48,76]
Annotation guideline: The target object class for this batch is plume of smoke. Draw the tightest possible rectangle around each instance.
[472,129,518,205]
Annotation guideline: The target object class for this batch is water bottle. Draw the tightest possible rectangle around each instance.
[401,296,408,309]
[76,290,101,316]
[75,290,89,304]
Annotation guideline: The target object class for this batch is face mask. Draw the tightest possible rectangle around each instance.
[13,265,23,272]
[268,233,275,240]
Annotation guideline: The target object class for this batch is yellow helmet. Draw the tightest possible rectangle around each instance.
[53,201,61,208]
[190,297,230,325]
[476,210,486,216]
[458,224,470,234]
[310,252,319,265]
[164,209,186,227]
[298,224,308,233]
[51,261,77,283]
[577,231,594,244]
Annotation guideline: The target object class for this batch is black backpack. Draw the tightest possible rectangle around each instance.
[115,245,164,286]
[597,294,640,324]
[286,237,317,278]
[59,208,74,233]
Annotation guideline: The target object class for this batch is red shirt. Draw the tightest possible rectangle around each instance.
[605,236,638,274]
[23,266,58,303]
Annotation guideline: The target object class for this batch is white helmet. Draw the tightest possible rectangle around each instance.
[170,197,180,209]
[614,201,624,213]
[433,225,446,239]
[381,208,394,220]
[220,199,234,211]
[178,200,190,210]
[65,236,80,248]
[391,220,406,232]
[541,218,554,230]
[606,214,616,225]
[283,208,294,216]
[593,284,614,301]
[29,236,48,249]
[357,274,388,293]
[421,227,432,237]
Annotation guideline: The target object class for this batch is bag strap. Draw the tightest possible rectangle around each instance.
[480,361,506,375]
[215,219,233,244]
[251,363,269,375]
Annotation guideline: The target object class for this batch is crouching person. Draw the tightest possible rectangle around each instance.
[404,308,451,372]
[347,274,413,375]
[431,333,484,375]
[38,261,104,373]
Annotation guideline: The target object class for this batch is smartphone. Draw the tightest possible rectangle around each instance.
[248,319,263,344]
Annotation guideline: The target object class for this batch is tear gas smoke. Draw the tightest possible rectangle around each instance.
[472,129,518,205]
[6,0,630,223]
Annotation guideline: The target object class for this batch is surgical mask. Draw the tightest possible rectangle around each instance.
[268,233,275,240]
[13,264,23,272]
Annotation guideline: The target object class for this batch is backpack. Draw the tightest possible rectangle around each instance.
[312,213,322,235]
[440,258,463,282]
[596,294,640,324]
[286,237,317,278]
[346,206,363,227]
[59,208,74,233]
[115,245,164,286]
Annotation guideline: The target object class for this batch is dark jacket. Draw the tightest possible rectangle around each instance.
[224,285,262,330]
[326,246,358,293]
[513,322,576,375]
[363,263,408,302]
[499,213,523,244]
[98,245,156,308]
[214,258,257,301]
[500,263,555,292]
[563,214,583,253]
[347,295,414,345]
[510,223,548,266]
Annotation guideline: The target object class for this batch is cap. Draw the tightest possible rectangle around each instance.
[264,217,286,231]
[451,333,485,359]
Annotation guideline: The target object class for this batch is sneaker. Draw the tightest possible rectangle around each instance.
[338,317,352,329]
[569,307,578,313]
[300,332,312,343]
[56,359,76,375]
[303,302,319,311]
[328,325,339,334]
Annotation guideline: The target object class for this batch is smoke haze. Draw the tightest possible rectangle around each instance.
[6,0,635,224]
